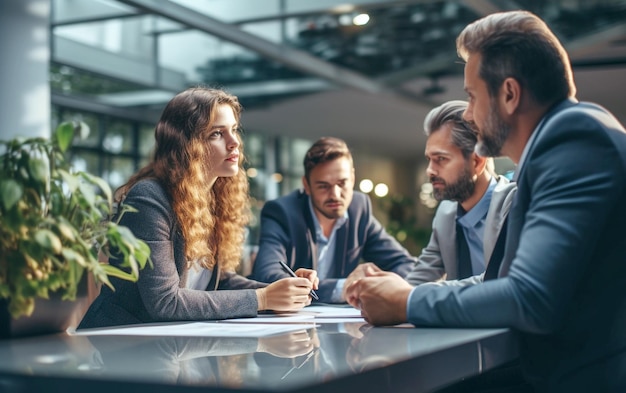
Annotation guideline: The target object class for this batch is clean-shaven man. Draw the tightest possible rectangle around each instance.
[251,137,415,303]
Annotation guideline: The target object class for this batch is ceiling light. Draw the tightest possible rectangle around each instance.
[359,179,374,193]
[353,13,370,26]
[374,183,388,197]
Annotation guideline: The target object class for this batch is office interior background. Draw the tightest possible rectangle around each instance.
[3,0,626,271]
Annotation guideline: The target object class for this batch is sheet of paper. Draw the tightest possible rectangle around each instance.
[296,305,363,318]
[220,314,317,323]
[306,317,366,324]
[68,321,315,337]
[219,306,362,324]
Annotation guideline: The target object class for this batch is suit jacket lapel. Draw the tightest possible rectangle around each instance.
[499,99,578,278]
[301,192,319,271]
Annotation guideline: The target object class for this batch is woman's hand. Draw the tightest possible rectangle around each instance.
[294,268,319,290]
[256,277,313,311]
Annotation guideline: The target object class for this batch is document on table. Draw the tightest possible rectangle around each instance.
[68,321,314,337]
[298,305,362,318]
[68,306,364,336]
[221,305,364,324]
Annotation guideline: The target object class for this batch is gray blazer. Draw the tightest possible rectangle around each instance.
[406,99,626,390]
[79,179,266,329]
[405,176,516,286]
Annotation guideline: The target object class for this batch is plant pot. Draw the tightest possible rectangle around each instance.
[0,273,100,340]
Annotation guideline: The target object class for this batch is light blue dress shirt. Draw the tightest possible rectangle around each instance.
[456,176,497,275]
[308,199,348,302]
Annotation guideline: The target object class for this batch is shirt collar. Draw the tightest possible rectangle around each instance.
[457,176,496,228]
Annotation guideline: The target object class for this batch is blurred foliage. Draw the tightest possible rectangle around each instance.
[377,194,433,255]
[0,122,151,319]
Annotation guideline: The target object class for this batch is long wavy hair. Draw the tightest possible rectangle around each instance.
[115,87,250,272]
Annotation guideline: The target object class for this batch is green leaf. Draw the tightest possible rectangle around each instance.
[55,122,75,153]
[55,219,77,242]
[0,179,23,210]
[135,240,152,269]
[61,248,86,267]
[80,171,113,205]
[76,121,90,140]
[27,156,49,183]
[34,229,62,254]
[77,180,96,207]
[100,264,140,283]
[58,169,79,193]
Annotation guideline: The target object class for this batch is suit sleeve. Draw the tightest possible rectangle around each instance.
[250,200,292,283]
[218,270,267,290]
[405,205,447,285]
[406,112,625,333]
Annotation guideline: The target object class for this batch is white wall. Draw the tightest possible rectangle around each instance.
[0,0,51,140]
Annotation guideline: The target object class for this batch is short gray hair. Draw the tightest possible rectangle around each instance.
[423,100,475,158]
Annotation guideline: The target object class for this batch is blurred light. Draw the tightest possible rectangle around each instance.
[271,173,283,183]
[374,183,388,197]
[338,14,352,26]
[107,171,124,188]
[411,12,426,23]
[353,13,370,26]
[247,167,258,178]
[331,4,355,13]
[71,157,87,172]
[419,182,438,209]
[396,230,407,242]
[359,179,374,193]
[103,134,123,153]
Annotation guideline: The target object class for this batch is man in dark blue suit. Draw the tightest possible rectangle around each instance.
[346,10,626,392]
[251,137,415,303]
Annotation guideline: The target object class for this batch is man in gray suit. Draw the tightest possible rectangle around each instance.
[345,100,516,293]
[407,100,515,285]
[346,10,626,392]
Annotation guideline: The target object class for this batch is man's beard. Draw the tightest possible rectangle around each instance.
[475,101,512,157]
[432,165,475,203]
[314,199,345,220]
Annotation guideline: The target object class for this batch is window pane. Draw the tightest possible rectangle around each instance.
[103,156,135,190]
[104,119,133,154]
[244,133,265,167]
[70,150,100,175]
[139,124,155,157]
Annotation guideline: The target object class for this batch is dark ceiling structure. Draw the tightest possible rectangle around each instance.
[50,0,626,159]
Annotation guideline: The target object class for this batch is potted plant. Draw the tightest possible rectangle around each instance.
[0,121,150,337]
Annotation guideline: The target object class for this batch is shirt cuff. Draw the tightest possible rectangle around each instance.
[406,285,419,322]
[331,279,346,303]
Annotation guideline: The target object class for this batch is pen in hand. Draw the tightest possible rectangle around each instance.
[278,261,319,300]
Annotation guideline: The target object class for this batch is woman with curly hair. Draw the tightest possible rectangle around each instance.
[79,87,318,329]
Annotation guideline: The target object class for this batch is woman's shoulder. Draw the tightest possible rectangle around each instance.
[126,178,168,200]
[121,179,173,216]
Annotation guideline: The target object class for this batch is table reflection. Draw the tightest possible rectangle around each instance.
[0,323,517,393]
[86,329,319,388]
